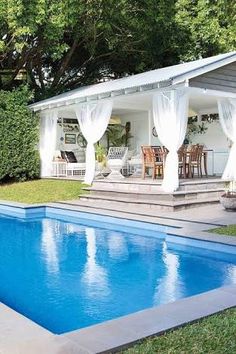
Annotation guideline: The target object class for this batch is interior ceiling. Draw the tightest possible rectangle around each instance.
[113,91,219,115]
[59,89,220,118]
[189,94,218,113]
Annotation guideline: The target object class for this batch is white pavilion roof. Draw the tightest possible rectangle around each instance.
[30,51,236,112]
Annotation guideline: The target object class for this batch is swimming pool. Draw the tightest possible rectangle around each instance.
[0,207,236,334]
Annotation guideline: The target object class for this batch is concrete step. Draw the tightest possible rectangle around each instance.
[178,179,225,191]
[92,178,225,193]
[84,187,223,202]
[80,193,220,211]
[92,180,162,193]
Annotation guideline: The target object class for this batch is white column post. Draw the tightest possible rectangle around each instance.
[148,110,152,145]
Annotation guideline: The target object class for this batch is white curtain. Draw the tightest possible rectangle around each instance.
[218,98,236,181]
[75,100,113,184]
[153,90,189,192]
[39,110,58,177]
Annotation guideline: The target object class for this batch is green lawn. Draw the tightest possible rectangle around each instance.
[122,308,236,354]
[0,179,85,204]
[209,225,236,236]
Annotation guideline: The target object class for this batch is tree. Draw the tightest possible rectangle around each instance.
[0,0,152,98]
[0,0,190,100]
[175,0,236,61]
[0,0,235,101]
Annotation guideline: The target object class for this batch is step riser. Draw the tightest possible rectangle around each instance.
[90,190,172,201]
[88,190,222,201]
[93,182,162,193]
[80,197,219,211]
[80,197,174,211]
[179,182,225,191]
[93,180,225,193]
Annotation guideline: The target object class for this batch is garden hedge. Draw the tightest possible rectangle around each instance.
[0,86,40,182]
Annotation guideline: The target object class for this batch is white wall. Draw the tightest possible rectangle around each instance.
[191,120,228,151]
[55,120,86,163]
[120,112,147,153]
[191,120,229,175]
[55,123,81,152]
[120,111,161,153]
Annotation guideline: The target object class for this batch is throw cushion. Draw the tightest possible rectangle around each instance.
[65,151,77,163]
[60,151,67,161]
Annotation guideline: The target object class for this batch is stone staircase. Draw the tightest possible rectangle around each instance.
[78,178,225,212]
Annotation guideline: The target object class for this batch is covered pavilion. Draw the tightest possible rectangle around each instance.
[30,51,236,193]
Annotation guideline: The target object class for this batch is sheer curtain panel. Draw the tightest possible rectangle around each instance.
[75,100,113,184]
[218,98,236,181]
[153,90,189,192]
[39,110,58,177]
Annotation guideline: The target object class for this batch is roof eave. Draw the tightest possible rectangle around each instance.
[30,79,173,112]
[171,52,236,85]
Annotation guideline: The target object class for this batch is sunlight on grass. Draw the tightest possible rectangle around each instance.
[209,225,236,236]
[0,179,85,204]
[122,309,236,354]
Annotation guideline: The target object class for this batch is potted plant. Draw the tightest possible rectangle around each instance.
[220,181,236,211]
[106,123,132,149]
[95,144,107,167]
[185,119,209,144]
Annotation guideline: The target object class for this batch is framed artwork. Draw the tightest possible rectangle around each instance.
[65,133,76,144]
[57,118,80,132]
[152,127,158,137]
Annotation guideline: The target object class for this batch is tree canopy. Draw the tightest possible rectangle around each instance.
[0,0,235,100]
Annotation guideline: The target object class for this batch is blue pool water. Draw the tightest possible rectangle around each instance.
[0,211,236,334]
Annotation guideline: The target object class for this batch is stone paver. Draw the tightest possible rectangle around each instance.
[64,285,236,354]
[60,200,235,226]
[0,293,91,354]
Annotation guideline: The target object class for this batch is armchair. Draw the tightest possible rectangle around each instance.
[106,146,128,179]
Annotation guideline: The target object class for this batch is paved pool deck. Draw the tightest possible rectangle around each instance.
[0,201,235,354]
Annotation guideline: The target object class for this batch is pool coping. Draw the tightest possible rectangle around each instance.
[1,199,236,246]
[62,285,236,354]
[0,200,236,353]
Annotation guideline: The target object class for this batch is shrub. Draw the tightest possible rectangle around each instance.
[0,86,40,182]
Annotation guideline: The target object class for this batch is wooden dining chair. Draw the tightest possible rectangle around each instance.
[152,146,163,163]
[187,144,204,178]
[178,145,188,178]
[141,146,165,179]
[152,146,166,177]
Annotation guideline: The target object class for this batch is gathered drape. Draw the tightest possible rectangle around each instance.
[153,90,189,192]
[218,98,236,181]
[75,100,113,184]
[39,110,58,177]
